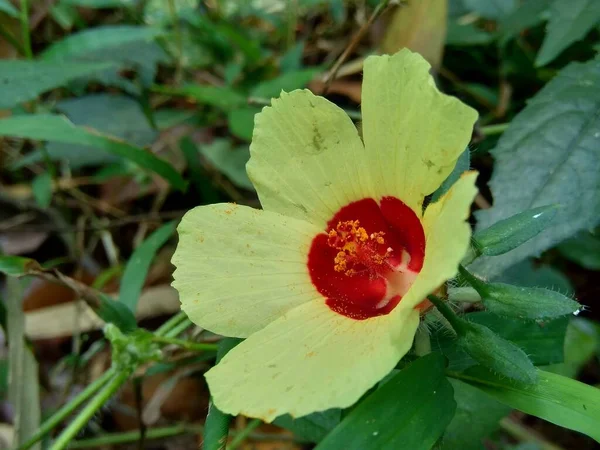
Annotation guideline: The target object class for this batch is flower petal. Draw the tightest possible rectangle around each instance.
[172,203,322,337]
[394,172,478,311]
[361,49,478,213]
[205,300,420,422]
[247,90,373,227]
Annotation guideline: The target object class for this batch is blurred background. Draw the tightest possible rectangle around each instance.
[0,0,599,449]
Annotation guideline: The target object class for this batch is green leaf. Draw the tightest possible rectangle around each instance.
[442,379,511,450]
[227,107,259,141]
[315,353,456,450]
[62,0,136,7]
[473,59,600,278]
[153,84,246,111]
[274,410,341,443]
[431,147,470,203]
[0,115,186,191]
[119,221,177,312]
[280,41,305,72]
[250,69,320,99]
[546,318,599,378]
[144,0,196,25]
[0,256,41,276]
[42,25,168,92]
[536,0,600,66]
[15,94,158,169]
[463,0,516,19]
[432,312,569,370]
[179,137,220,204]
[446,21,496,46]
[0,60,114,109]
[31,172,53,208]
[0,0,19,17]
[460,266,580,320]
[200,139,254,190]
[498,0,552,44]
[495,259,574,294]
[472,205,559,257]
[558,230,600,270]
[96,294,137,333]
[5,278,41,450]
[42,25,163,60]
[457,321,538,385]
[203,338,242,450]
[452,367,600,442]
[49,2,78,30]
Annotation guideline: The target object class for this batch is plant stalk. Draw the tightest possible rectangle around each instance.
[228,419,262,450]
[19,0,33,59]
[202,338,242,450]
[427,295,468,335]
[49,370,130,450]
[18,368,116,450]
[152,335,219,352]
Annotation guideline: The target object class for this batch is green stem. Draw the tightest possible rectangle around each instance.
[69,424,201,448]
[458,265,487,294]
[50,370,130,450]
[152,336,219,352]
[0,25,26,55]
[203,338,242,450]
[18,368,116,450]
[427,295,468,336]
[155,311,187,337]
[286,0,297,48]
[19,0,33,59]
[167,0,183,83]
[68,424,294,449]
[164,317,193,338]
[228,419,262,450]
[480,123,509,136]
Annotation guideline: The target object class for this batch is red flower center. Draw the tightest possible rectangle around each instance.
[307,197,426,320]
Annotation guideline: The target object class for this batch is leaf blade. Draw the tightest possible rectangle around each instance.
[536,0,600,66]
[119,221,177,312]
[0,0,19,17]
[0,115,186,190]
[42,25,164,60]
[473,59,600,277]
[453,367,600,442]
[0,60,114,109]
[5,278,41,450]
[315,353,456,450]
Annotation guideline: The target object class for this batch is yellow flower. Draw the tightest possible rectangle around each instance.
[172,49,478,422]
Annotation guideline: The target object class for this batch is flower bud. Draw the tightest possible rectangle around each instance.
[459,266,580,320]
[473,204,559,256]
[458,321,538,385]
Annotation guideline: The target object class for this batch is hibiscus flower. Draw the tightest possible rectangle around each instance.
[172,49,478,422]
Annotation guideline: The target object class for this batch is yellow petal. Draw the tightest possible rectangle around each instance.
[172,203,322,337]
[361,49,478,213]
[396,172,478,311]
[206,300,420,422]
[247,90,373,228]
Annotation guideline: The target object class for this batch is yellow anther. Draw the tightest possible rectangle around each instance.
[326,220,393,277]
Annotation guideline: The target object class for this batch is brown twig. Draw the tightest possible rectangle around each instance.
[474,193,491,210]
[0,211,187,234]
[322,0,395,94]
[33,269,103,311]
